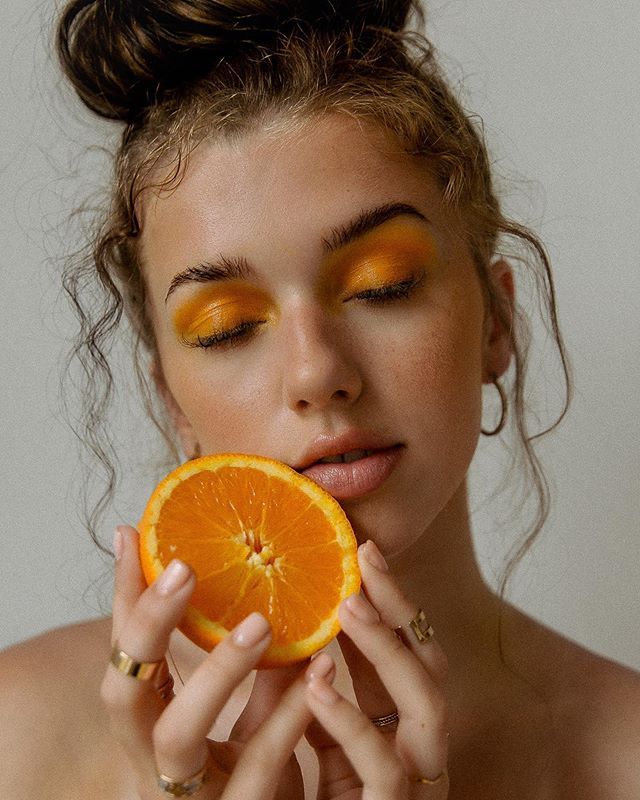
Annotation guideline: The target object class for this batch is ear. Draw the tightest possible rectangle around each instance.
[150,359,200,459]
[482,258,515,383]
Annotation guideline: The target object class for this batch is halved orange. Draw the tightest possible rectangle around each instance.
[139,453,360,667]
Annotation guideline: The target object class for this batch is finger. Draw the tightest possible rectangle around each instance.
[336,538,444,728]
[111,525,148,646]
[337,631,396,723]
[304,653,366,794]
[339,591,448,776]
[230,662,307,743]
[152,612,272,780]
[221,657,335,800]
[100,557,196,764]
[306,675,409,800]
[359,540,448,681]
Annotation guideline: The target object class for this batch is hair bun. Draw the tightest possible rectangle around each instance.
[57,0,416,123]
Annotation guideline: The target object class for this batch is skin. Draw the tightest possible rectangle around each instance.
[1,113,639,799]
[145,116,501,560]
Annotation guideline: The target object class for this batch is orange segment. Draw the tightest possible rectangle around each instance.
[138,453,360,666]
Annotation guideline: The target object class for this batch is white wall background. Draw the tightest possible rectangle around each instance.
[1,1,638,669]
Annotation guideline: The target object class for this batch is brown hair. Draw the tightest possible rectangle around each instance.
[56,0,571,597]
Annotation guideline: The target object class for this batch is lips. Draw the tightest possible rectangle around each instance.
[313,448,376,464]
[293,433,403,499]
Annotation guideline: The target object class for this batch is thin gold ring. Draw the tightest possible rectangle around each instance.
[414,770,447,785]
[157,763,209,797]
[370,710,399,728]
[110,644,163,681]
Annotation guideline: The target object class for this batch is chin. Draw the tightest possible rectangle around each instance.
[339,471,468,560]
[339,499,431,559]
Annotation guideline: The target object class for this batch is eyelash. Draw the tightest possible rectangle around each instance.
[188,320,265,350]
[348,273,424,304]
[189,274,424,350]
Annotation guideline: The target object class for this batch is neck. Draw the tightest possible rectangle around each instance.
[389,481,503,687]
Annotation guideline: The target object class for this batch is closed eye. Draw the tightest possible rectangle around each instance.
[185,320,266,350]
[348,273,425,304]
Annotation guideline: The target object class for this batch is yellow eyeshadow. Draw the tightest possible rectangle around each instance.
[171,284,273,341]
[326,221,439,298]
[341,253,418,295]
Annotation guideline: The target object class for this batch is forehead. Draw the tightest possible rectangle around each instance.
[140,113,451,275]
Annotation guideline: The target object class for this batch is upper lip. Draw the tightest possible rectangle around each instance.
[292,431,400,471]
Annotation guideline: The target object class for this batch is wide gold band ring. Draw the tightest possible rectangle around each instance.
[110,644,163,681]
[157,764,210,797]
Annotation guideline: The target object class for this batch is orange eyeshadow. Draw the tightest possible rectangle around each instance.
[171,282,273,341]
[326,219,439,298]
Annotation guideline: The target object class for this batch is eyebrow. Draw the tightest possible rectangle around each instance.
[165,201,428,302]
[321,202,427,254]
[165,255,254,302]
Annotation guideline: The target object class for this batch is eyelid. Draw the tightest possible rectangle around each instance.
[172,287,273,341]
[344,271,426,302]
[183,319,266,350]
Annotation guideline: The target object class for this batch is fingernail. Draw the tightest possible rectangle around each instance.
[113,527,124,561]
[156,560,191,595]
[344,593,380,624]
[363,540,389,572]
[232,612,271,648]
[308,676,338,705]
[306,652,333,682]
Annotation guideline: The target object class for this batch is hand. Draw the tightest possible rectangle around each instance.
[102,525,332,799]
[304,540,450,799]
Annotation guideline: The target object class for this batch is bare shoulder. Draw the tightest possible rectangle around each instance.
[0,616,113,703]
[0,618,124,798]
[509,610,640,799]
[553,647,640,799]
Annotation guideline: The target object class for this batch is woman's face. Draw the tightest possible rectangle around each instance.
[141,114,506,556]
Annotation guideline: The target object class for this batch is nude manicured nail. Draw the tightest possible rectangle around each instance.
[306,651,333,682]
[363,539,389,572]
[113,527,124,561]
[345,593,380,623]
[156,560,190,595]
[308,676,339,705]
[232,612,271,648]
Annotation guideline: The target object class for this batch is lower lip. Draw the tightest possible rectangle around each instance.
[300,445,403,499]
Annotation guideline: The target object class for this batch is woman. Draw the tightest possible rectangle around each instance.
[1,1,639,798]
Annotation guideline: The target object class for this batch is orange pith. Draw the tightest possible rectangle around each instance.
[138,453,360,667]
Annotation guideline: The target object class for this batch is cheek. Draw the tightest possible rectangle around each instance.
[384,304,484,419]
[159,346,279,453]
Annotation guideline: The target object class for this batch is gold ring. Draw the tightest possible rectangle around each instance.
[370,710,399,728]
[414,770,447,785]
[110,644,163,681]
[393,609,434,646]
[409,609,435,643]
[157,764,210,797]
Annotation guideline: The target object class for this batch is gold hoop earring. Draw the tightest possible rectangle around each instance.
[481,376,507,436]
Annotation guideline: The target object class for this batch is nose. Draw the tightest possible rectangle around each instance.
[281,307,363,413]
